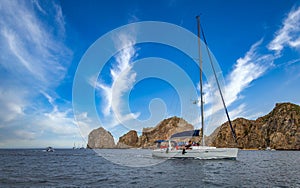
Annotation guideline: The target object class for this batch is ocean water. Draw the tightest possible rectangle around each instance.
[0,149,299,187]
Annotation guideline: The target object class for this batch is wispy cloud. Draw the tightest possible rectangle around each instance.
[0,0,71,87]
[286,58,300,66]
[204,5,300,134]
[0,0,75,147]
[267,5,300,89]
[203,39,274,123]
[224,40,274,106]
[92,32,140,132]
[268,6,300,53]
[38,108,77,135]
[32,0,47,15]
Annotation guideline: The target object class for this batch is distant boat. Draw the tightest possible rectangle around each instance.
[73,142,85,150]
[266,147,276,151]
[152,16,239,160]
[80,144,85,149]
[45,146,54,152]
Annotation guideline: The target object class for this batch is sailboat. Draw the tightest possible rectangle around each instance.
[152,16,239,159]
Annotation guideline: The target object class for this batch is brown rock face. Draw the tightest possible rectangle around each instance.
[261,103,300,150]
[211,102,300,150]
[116,130,139,148]
[138,116,194,148]
[87,127,115,149]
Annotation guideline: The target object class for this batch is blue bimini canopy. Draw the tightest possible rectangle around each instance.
[170,129,200,139]
[154,140,166,143]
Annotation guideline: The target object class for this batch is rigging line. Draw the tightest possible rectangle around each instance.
[200,23,238,144]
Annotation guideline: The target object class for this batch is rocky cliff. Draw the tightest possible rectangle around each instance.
[87,103,300,150]
[87,116,194,149]
[211,102,300,150]
[87,127,115,148]
[137,116,194,148]
[116,130,139,148]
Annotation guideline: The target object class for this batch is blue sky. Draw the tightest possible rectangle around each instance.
[0,0,300,148]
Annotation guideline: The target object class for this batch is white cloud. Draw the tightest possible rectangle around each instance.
[224,40,274,106]
[14,130,36,140]
[93,33,140,132]
[0,86,26,122]
[0,1,74,147]
[32,0,47,15]
[38,108,77,135]
[53,2,66,37]
[0,0,71,88]
[204,6,300,134]
[40,90,55,106]
[91,77,112,116]
[36,91,79,137]
[203,39,274,124]
[74,112,95,140]
[268,6,300,52]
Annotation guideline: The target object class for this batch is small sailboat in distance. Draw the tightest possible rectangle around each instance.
[152,16,239,159]
[73,142,76,150]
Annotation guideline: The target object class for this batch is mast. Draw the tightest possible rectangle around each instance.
[196,15,205,146]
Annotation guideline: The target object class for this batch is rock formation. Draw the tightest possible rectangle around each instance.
[87,127,115,148]
[87,102,300,150]
[116,130,139,148]
[137,116,194,148]
[87,117,194,149]
[210,102,300,150]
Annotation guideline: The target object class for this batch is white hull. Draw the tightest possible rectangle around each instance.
[152,146,238,159]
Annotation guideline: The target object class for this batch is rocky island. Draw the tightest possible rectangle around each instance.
[88,102,300,150]
[87,127,115,149]
[210,102,300,150]
[88,116,194,149]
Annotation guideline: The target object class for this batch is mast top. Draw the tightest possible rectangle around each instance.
[196,14,202,19]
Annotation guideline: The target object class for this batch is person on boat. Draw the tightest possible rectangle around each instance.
[185,140,192,149]
[182,140,192,155]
